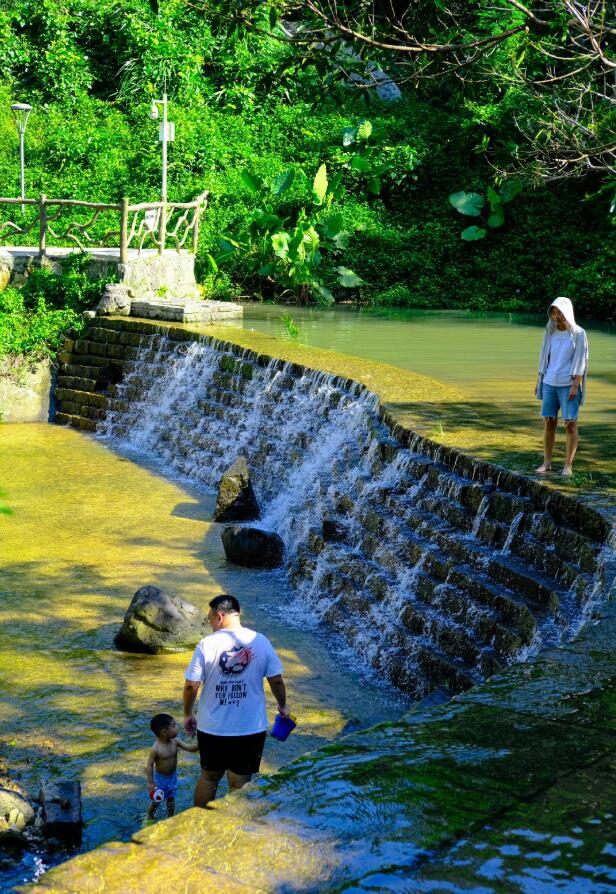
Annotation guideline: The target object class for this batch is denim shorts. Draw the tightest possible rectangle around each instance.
[541,383,581,421]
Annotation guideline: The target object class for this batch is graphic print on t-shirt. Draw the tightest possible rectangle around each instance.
[215,645,255,708]
[219,645,254,675]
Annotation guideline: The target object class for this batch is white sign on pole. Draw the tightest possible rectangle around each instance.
[158,122,175,142]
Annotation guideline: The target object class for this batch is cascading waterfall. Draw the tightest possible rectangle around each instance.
[90,325,615,699]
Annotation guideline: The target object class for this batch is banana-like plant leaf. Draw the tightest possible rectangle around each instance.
[271,169,295,196]
[499,180,523,204]
[271,231,290,258]
[240,171,263,194]
[461,225,487,241]
[336,266,364,287]
[321,213,344,238]
[312,164,328,204]
[351,155,372,173]
[358,119,373,140]
[314,283,334,305]
[449,191,485,217]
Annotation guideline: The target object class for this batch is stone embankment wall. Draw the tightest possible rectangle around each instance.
[53,317,615,701]
[0,357,52,422]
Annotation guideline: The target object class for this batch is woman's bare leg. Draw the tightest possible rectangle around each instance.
[563,420,578,475]
[536,417,557,472]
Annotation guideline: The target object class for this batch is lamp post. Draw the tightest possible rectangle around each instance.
[11,102,32,215]
[149,93,175,203]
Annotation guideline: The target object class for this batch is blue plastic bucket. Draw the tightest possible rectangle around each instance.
[270,714,297,741]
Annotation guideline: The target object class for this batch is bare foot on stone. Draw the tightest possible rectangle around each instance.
[562,465,573,478]
[535,463,552,474]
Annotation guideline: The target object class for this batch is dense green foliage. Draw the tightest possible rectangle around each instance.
[0,0,613,330]
[0,255,108,359]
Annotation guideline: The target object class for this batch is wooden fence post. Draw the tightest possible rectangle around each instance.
[191,204,200,255]
[38,194,47,259]
[120,198,129,263]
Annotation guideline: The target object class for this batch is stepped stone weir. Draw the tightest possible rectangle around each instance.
[54,318,616,698]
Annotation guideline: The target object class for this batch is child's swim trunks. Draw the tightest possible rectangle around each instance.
[153,769,178,800]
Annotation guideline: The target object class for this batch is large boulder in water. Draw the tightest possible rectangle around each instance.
[214,456,260,522]
[115,585,209,654]
[0,786,35,843]
[221,526,284,569]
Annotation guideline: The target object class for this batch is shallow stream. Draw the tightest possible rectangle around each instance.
[0,424,406,892]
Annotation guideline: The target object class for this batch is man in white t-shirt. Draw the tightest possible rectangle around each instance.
[183,594,290,807]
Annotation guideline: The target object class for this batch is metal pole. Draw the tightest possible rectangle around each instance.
[161,93,168,203]
[19,132,25,215]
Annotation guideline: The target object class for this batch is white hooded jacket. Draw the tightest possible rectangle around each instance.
[536,297,589,403]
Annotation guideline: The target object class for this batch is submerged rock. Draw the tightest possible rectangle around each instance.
[214,456,260,522]
[0,786,35,844]
[115,584,208,654]
[40,779,82,843]
[221,526,284,569]
[322,517,350,543]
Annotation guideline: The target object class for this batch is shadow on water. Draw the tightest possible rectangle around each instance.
[0,424,407,892]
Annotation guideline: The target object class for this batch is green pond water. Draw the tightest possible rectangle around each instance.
[242,306,616,506]
[0,424,406,892]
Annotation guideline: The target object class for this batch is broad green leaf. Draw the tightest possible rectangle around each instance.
[257,263,274,275]
[461,225,487,241]
[240,171,263,194]
[351,155,372,173]
[312,164,328,204]
[487,208,505,228]
[314,284,334,305]
[336,266,364,287]
[449,191,485,217]
[367,177,382,195]
[321,213,344,238]
[486,187,504,228]
[499,180,524,204]
[250,212,282,232]
[271,232,290,258]
[487,186,502,210]
[271,169,295,196]
[358,119,373,140]
[328,171,344,199]
[342,127,357,147]
[204,252,218,274]
[268,6,277,29]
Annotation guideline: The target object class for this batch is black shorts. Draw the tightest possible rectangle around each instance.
[197,730,267,776]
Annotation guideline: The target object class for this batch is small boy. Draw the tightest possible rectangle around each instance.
[146,713,198,819]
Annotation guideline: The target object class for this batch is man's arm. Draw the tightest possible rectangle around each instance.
[267,674,290,717]
[183,680,201,736]
[176,737,199,753]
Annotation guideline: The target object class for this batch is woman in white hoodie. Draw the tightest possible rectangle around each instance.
[535,296,589,478]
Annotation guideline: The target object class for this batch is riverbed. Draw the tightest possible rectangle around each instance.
[0,424,406,891]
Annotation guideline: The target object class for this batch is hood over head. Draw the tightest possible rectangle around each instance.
[548,296,577,332]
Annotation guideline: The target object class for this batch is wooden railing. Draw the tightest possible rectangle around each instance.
[0,192,208,263]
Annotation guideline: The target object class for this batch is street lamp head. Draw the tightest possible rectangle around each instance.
[11,102,32,133]
[149,100,159,120]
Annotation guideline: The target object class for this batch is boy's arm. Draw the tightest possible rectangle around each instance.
[176,738,199,753]
[146,746,157,789]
